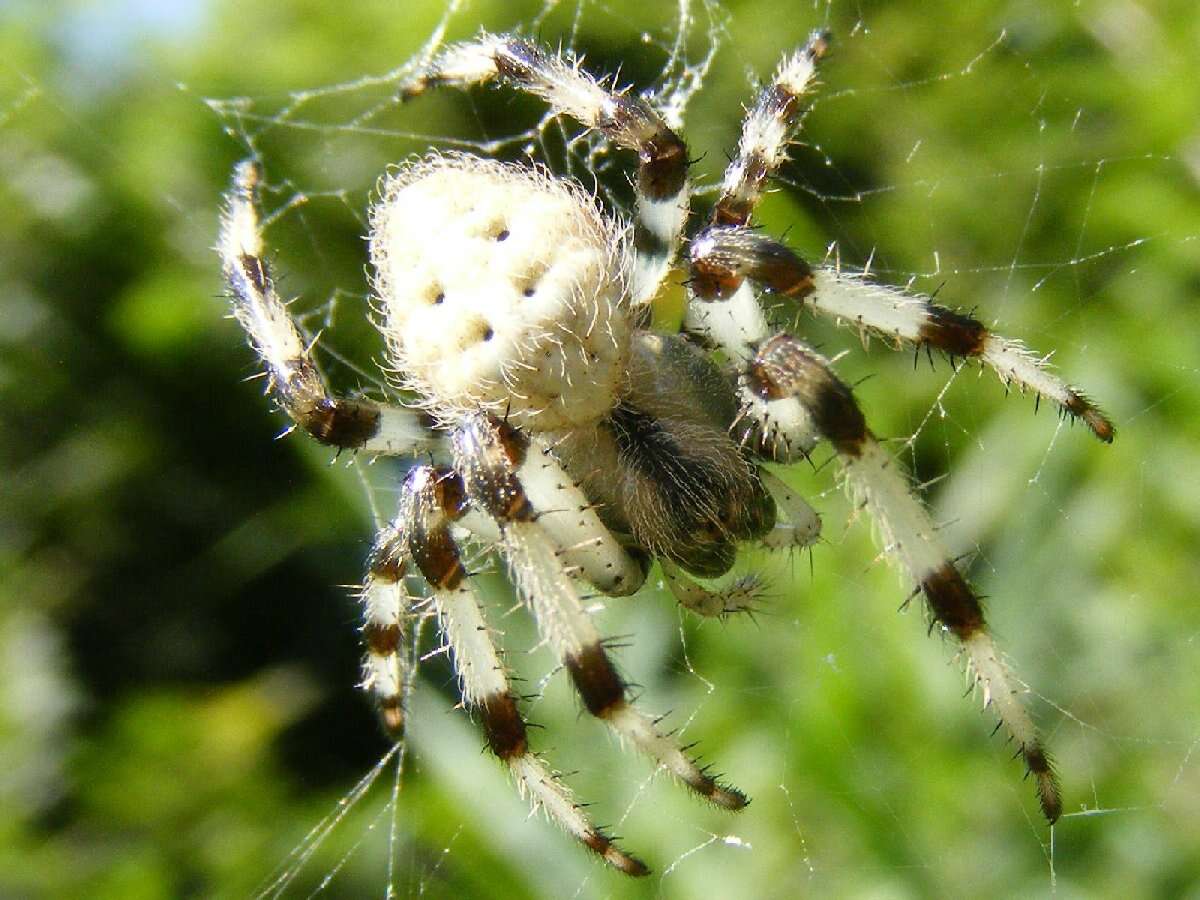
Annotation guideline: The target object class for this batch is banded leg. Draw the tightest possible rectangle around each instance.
[689,226,1115,441]
[805,266,1114,440]
[392,464,648,875]
[403,33,689,304]
[683,253,819,460]
[712,30,831,228]
[219,160,435,454]
[746,334,1062,823]
[360,525,415,739]
[453,414,748,810]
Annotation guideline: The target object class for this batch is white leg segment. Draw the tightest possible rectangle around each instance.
[434,581,508,703]
[630,192,690,305]
[518,436,647,596]
[366,407,439,456]
[499,520,598,661]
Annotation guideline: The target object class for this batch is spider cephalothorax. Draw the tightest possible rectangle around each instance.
[218,29,1112,875]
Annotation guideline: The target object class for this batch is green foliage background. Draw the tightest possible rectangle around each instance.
[2,0,1198,897]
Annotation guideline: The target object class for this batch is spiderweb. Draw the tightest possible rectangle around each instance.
[198,0,1200,895]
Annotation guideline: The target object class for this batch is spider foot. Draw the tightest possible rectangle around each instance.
[1021,742,1063,824]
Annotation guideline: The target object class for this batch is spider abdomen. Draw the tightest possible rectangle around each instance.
[369,154,633,430]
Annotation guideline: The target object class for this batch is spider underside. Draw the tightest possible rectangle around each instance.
[218,30,1113,876]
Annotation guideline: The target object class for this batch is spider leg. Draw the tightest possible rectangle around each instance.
[680,33,832,461]
[447,430,647,596]
[660,558,765,618]
[683,263,820,461]
[359,524,414,738]
[382,463,648,876]
[219,160,437,454]
[746,334,1063,823]
[452,413,748,810]
[804,264,1114,440]
[757,468,823,552]
[517,434,648,596]
[712,30,831,228]
[690,226,1115,441]
[403,33,689,305]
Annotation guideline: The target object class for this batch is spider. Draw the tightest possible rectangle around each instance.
[217,31,1113,876]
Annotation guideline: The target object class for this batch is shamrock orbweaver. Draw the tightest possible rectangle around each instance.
[217,31,1113,875]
